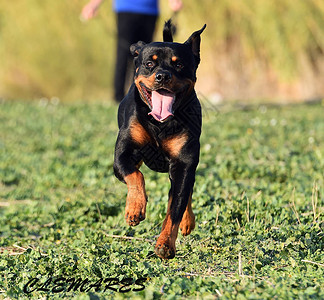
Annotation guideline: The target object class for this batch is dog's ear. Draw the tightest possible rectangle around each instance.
[184,24,206,66]
[130,41,146,57]
[163,19,176,42]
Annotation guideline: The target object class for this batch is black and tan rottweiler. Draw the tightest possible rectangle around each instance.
[113,20,206,259]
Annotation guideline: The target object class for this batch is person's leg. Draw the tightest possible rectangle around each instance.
[114,13,157,103]
[136,14,157,44]
[114,13,133,102]
[125,14,158,95]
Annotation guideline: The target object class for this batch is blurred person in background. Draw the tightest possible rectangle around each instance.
[81,0,183,102]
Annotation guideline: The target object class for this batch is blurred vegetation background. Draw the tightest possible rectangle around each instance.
[1,0,324,102]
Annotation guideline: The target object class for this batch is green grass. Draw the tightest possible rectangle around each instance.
[0,100,323,299]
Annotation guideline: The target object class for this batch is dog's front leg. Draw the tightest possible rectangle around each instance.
[154,158,198,259]
[114,133,147,226]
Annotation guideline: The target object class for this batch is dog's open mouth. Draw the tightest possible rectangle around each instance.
[140,83,175,122]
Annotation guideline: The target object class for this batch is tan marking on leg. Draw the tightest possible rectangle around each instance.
[124,170,147,226]
[154,195,181,259]
[162,133,188,157]
[155,211,179,259]
[130,120,150,146]
[155,192,195,258]
[180,193,195,236]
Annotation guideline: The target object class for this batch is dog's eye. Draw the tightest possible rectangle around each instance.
[175,62,184,69]
[146,61,154,68]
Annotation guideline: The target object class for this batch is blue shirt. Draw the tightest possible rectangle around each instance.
[114,0,159,15]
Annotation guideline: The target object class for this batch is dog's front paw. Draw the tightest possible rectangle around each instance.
[125,193,146,226]
[154,234,176,259]
[154,241,175,259]
[124,171,147,226]
[125,205,146,226]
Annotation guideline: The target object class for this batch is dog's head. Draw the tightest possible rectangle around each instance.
[130,21,206,122]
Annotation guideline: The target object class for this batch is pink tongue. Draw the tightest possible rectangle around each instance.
[148,90,175,122]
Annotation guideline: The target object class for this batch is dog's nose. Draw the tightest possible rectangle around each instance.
[155,71,172,83]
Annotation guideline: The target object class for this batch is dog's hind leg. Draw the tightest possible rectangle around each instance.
[179,193,195,236]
